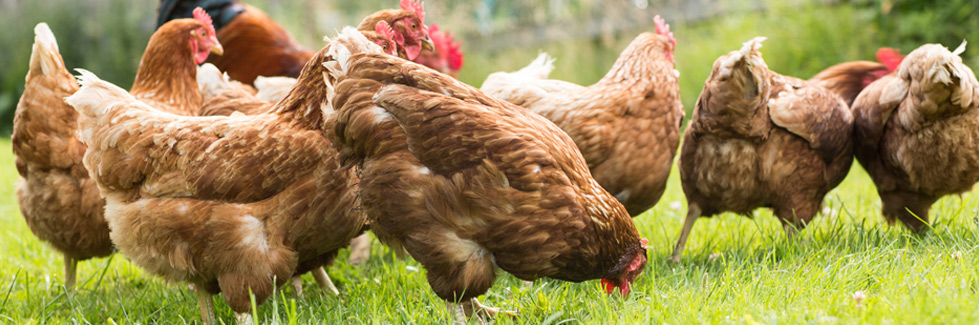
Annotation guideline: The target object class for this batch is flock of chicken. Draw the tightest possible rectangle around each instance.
[10,0,979,323]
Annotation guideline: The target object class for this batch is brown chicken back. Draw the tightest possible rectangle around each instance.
[481,16,683,216]
[851,42,979,232]
[673,37,854,261]
[328,41,647,322]
[12,24,111,291]
[12,14,221,291]
[65,28,375,324]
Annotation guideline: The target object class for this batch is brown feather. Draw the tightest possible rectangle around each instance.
[481,31,684,216]
[68,34,368,313]
[851,43,979,232]
[330,52,646,303]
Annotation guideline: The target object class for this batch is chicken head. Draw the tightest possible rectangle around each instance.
[190,7,223,64]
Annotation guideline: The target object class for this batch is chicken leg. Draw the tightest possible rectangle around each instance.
[347,234,372,265]
[290,275,304,298]
[446,298,519,324]
[671,203,701,263]
[63,255,77,291]
[311,267,340,296]
[197,287,217,325]
[235,312,254,325]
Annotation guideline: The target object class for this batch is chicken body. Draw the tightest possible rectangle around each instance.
[12,24,111,290]
[673,38,853,261]
[481,21,683,216]
[851,43,979,232]
[66,30,372,322]
[329,46,647,321]
[12,17,220,291]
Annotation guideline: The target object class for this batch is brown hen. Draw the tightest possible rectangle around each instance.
[65,28,373,324]
[480,16,683,216]
[851,42,979,232]
[158,0,434,85]
[11,13,221,291]
[673,37,854,262]
[328,43,647,322]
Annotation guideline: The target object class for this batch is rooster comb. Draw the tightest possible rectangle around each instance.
[375,21,397,40]
[400,0,425,24]
[875,48,904,72]
[653,15,675,46]
[431,24,464,71]
[193,7,217,35]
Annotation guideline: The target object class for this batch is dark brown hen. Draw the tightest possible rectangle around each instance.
[851,42,979,232]
[673,37,854,261]
[328,45,647,322]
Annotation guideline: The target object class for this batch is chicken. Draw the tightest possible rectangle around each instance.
[414,23,464,78]
[65,28,372,323]
[809,48,905,106]
[672,37,854,262]
[11,11,222,291]
[851,42,979,232]
[327,39,648,323]
[480,16,683,216]
[157,0,434,85]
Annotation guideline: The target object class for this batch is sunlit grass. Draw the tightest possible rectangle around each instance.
[1,134,978,324]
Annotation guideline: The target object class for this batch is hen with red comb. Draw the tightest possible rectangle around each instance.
[414,23,464,77]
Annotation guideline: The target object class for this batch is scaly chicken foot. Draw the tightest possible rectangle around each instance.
[63,255,77,292]
[290,275,304,298]
[347,234,372,265]
[196,287,217,325]
[671,203,702,263]
[235,312,254,325]
[447,298,519,324]
[312,267,340,296]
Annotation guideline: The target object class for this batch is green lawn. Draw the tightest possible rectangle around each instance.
[1,137,977,324]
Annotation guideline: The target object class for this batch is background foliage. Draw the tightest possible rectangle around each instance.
[0,0,977,136]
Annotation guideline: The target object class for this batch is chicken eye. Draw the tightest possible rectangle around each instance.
[410,22,417,29]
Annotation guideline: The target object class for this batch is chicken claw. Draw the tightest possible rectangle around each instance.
[447,298,518,324]
[312,267,340,296]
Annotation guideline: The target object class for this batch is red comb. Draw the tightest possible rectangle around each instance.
[654,15,676,47]
[430,24,464,71]
[193,7,217,35]
[876,47,904,72]
[375,21,397,40]
[400,0,425,25]
[600,279,616,294]
[640,238,648,248]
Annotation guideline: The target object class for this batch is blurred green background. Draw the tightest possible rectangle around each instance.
[0,0,976,136]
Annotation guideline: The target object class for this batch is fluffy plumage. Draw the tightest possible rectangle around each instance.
[480,16,683,216]
[673,37,854,261]
[11,23,110,291]
[65,28,374,322]
[851,42,979,232]
[328,41,646,321]
[12,17,221,291]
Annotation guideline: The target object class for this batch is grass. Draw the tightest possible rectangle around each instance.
[1,133,978,324]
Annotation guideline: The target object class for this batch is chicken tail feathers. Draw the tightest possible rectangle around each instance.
[713,37,769,104]
[30,23,70,79]
[67,69,138,119]
[515,53,556,79]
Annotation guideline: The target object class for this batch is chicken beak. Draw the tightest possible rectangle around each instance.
[421,37,435,51]
[210,40,224,56]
